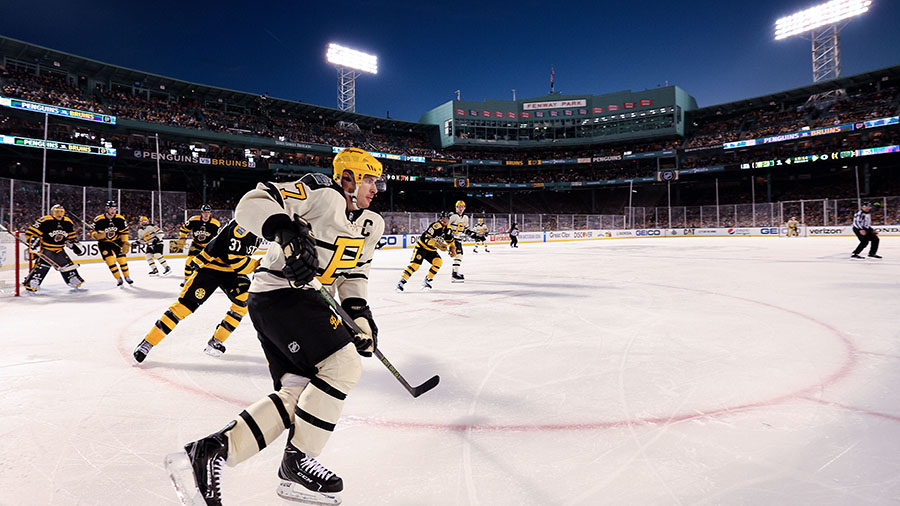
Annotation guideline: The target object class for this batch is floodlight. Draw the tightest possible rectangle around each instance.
[326,43,377,74]
[775,0,872,40]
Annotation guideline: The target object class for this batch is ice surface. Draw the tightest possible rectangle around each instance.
[2,237,899,506]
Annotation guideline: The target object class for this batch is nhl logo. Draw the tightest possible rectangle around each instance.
[194,288,207,299]
[288,341,300,353]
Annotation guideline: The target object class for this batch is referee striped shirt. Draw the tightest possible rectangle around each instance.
[853,209,872,229]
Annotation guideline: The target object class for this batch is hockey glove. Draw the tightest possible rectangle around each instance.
[90,229,107,240]
[341,297,377,357]
[121,240,130,254]
[270,216,318,286]
[434,237,448,251]
[169,238,185,254]
[448,241,458,257]
[68,241,85,255]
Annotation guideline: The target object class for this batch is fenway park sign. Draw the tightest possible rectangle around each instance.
[523,99,587,110]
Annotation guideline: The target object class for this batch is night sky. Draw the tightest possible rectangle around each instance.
[2,0,898,122]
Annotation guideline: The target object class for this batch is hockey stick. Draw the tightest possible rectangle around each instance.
[1,226,64,270]
[307,277,440,398]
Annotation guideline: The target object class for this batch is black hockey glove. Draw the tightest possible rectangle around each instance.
[269,216,318,286]
[341,297,378,357]
[68,241,85,255]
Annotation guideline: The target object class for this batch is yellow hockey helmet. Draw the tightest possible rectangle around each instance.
[139,215,150,224]
[50,204,65,219]
[455,200,466,207]
[477,217,484,223]
[332,147,383,186]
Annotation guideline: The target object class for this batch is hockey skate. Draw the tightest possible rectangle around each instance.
[451,272,465,283]
[116,277,124,287]
[125,276,134,285]
[473,248,479,253]
[165,422,232,506]
[203,337,226,358]
[422,278,433,290]
[163,265,172,275]
[133,339,153,364]
[149,268,159,276]
[868,253,883,259]
[850,253,865,259]
[276,442,342,505]
[395,280,406,293]
[484,247,490,253]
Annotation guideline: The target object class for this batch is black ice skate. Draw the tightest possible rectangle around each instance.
[125,276,134,285]
[117,277,124,287]
[203,337,226,358]
[422,278,433,290]
[395,279,406,293]
[850,253,864,259]
[451,272,465,283]
[276,442,342,505]
[133,339,153,364]
[149,268,159,276]
[163,265,172,275]
[165,421,233,506]
[868,253,882,259]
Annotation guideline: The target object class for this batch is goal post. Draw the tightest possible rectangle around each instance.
[0,227,25,296]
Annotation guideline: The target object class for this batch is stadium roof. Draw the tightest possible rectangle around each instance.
[691,64,900,117]
[0,35,434,135]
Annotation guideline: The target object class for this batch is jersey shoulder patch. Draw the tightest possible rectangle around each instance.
[301,171,337,189]
[233,224,249,238]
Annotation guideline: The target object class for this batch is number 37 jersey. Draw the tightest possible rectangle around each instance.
[234,172,384,302]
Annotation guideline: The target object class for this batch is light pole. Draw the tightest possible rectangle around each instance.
[326,43,378,115]
[147,134,163,225]
[775,0,872,102]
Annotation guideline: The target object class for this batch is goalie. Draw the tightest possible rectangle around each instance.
[23,204,85,292]
[396,211,453,292]
[785,216,800,237]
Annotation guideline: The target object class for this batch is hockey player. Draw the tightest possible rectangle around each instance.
[92,200,132,286]
[786,217,800,237]
[851,202,881,259]
[396,211,453,292]
[509,223,519,248]
[173,204,220,284]
[447,200,486,282]
[22,204,85,292]
[472,217,489,253]
[132,220,261,363]
[135,216,171,276]
[165,147,384,506]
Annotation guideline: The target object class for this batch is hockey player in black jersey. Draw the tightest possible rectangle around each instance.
[92,201,132,285]
[165,147,384,506]
[173,204,221,283]
[396,211,453,291]
[132,220,261,364]
[23,204,85,292]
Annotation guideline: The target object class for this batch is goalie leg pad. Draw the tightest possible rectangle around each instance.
[226,374,308,466]
[290,344,360,457]
[24,261,51,290]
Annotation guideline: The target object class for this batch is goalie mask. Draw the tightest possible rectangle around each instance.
[50,204,66,219]
[332,147,385,210]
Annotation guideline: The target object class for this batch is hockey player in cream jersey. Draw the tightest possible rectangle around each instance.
[165,147,384,506]
[134,216,171,276]
[447,200,485,282]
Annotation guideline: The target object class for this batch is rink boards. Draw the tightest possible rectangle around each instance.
[7,225,897,264]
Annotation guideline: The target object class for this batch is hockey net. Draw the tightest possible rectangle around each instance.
[778,223,809,238]
[0,227,25,296]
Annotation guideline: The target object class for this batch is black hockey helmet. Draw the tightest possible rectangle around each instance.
[438,211,452,219]
[861,201,873,208]
[200,204,212,212]
[106,200,117,208]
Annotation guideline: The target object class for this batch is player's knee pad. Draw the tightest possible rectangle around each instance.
[226,374,310,466]
[115,255,128,265]
[432,257,443,268]
[103,255,117,267]
[291,343,361,456]
[145,252,154,262]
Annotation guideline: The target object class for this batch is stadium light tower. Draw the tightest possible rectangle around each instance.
[775,0,872,102]
[326,43,377,114]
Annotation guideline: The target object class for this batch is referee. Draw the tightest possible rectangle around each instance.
[851,202,881,259]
